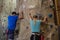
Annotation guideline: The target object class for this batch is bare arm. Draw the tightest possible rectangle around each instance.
[19,11,24,19]
[41,16,47,22]
[29,13,33,20]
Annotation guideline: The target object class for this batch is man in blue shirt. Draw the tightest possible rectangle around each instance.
[7,12,23,40]
[29,13,47,40]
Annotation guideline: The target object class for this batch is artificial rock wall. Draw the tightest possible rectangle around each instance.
[17,0,59,40]
[0,0,16,40]
[0,0,59,40]
[1,0,16,29]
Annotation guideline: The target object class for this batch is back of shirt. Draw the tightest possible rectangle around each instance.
[30,19,41,32]
[8,15,18,30]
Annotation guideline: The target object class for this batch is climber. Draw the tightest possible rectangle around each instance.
[6,11,24,40]
[29,13,47,40]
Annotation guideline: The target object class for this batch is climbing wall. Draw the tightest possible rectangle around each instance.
[0,0,59,40]
[0,0,6,40]
[17,0,41,40]
[0,0,17,40]
[1,0,17,30]
[17,0,59,40]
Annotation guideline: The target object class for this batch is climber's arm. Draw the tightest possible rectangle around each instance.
[19,11,24,19]
[41,16,47,22]
[29,13,33,20]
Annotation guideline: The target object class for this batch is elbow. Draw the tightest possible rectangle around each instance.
[19,16,24,19]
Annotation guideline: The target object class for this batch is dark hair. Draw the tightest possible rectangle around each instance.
[33,15,38,18]
[12,12,16,15]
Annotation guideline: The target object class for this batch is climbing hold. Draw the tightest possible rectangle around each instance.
[40,30,42,32]
[17,23,20,24]
[3,31,6,35]
[50,24,53,29]
[46,38,50,40]
[3,33,5,36]
[46,18,48,21]
[26,26,29,29]
[48,13,53,18]
[15,30,19,35]
[50,5,55,9]
[55,28,57,31]
[46,28,50,32]
[52,33,55,36]
[4,20,6,21]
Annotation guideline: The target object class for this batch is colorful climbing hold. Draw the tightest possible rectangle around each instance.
[48,13,53,18]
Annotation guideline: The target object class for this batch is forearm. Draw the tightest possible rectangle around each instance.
[29,13,33,20]
[19,12,24,19]
[29,15,33,19]
[42,16,47,22]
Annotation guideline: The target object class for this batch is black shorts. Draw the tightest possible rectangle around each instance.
[30,33,40,40]
[7,30,14,40]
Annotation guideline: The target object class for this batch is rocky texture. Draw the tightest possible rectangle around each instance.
[17,0,58,40]
[0,0,59,40]
[0,0,17,40]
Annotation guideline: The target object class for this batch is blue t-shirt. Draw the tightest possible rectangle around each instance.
[8,15,18,30]
[30,19,41,32]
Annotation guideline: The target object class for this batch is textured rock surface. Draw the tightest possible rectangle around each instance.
[17,0,58,40]
[0,0,16,40]
[0,0,59,40]
[1,0,16,29]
